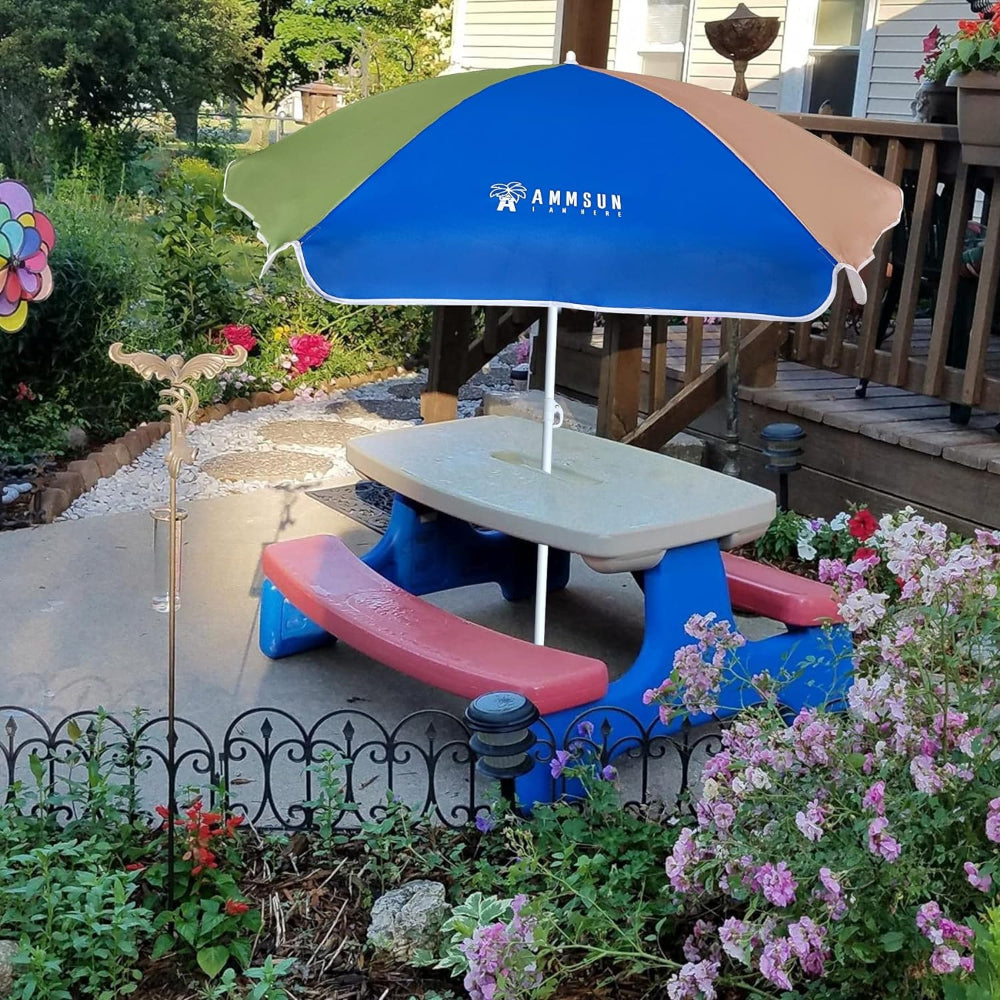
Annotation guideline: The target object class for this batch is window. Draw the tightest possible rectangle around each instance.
[803,0,864,114]
[637,0,689,80]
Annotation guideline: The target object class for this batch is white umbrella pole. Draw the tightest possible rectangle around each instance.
[533,303,560,645]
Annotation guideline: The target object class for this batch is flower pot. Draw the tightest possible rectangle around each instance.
[510,363,530,390]
[948,70,1000,165]
[911,80,958,124]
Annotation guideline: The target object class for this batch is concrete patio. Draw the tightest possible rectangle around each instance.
[5,479,730,817]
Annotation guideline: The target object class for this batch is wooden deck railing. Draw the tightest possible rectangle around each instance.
[778,115,1000,412]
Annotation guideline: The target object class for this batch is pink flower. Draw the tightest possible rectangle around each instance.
[987,797,1000,844]
[220,323,257,355]
[288,334,331,373]
[815,868,847,920]
[867,816,902,862]
[788,916,827,977]
[794,799,826,842]
[719,917,748,962]
[923,25,942,52]
[917,902,943,940]
[931,946,962,974]
[665,828,703,893]
[862,780,886,814]
[759,937,793,990]
[666,959,720,999]
[756,861,798,907]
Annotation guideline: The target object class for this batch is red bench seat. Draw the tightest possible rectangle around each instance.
[262,535,609,714]
[721,552,842,626]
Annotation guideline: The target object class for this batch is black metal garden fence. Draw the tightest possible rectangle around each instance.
[0,702,724,830]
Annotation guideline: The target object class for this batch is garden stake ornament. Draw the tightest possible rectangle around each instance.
[108,342,247,901]
[0,180,56,334]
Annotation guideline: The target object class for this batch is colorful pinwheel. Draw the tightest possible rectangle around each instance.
[0,180,56,334]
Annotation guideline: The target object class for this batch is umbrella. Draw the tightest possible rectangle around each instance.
[225,58,901,644]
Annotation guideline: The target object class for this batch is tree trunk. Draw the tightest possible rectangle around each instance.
[172,105,199,142]
[247,89,273,149]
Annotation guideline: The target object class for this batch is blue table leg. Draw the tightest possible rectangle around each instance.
[362,495,570,599]
[259,494,570,658]
[514,540,853,807]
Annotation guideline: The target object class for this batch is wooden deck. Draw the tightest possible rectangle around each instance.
[553,328,1000,533]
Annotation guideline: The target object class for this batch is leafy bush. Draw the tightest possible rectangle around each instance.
[0,180,173,457]
[151,158,246,338]
[1,840,153,1000]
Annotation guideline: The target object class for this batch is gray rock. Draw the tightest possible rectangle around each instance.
[0,939,18,996]
[366,880,449,960]
[64,425,89,452]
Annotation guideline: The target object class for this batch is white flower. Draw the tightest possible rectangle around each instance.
[797,535,817,561]
[830,512,850,531]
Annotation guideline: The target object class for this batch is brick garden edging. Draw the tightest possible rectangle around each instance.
[33,364,403,523]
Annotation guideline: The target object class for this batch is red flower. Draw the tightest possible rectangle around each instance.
[923,25,941,52]
[155,804,172,820]
[14,382,35,401]
[848,509,878,541]
[221,324,257,356]
[915,65,925,81]
[224,899,250,916]
[125,862,146,871]
[289,333,331,374]
[853,546,878,562]
[958,18,982,35]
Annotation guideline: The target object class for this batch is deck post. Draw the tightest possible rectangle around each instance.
[597,313,644,440]
[421,306,473,423]
[557,0,613,67]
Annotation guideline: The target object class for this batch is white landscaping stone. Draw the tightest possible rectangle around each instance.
[366,880,450,960]
[1,488,18,505]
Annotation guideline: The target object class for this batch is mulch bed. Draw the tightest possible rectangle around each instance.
[130,831,651,1000]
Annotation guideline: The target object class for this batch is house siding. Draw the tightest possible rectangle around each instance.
[686,0,785,109]
[452,0,621,69]
[457,0,560,69]
[865,0,968,119]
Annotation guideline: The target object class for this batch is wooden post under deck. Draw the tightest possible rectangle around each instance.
[597,314,644,440]
[421,306,473,423]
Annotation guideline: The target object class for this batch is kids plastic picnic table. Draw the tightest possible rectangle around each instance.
[260,416,851,803]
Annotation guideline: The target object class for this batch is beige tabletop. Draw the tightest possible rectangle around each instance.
[346,416,776,572]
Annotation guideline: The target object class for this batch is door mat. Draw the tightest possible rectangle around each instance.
[307,481,394,534]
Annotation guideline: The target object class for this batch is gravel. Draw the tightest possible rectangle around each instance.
[59,363,518,520]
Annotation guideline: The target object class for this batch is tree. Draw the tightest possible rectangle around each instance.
[268,0,446,101]
[144,0,257,139]
[0,0,256,163]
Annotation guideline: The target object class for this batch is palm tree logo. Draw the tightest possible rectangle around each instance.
[490,182,528,213]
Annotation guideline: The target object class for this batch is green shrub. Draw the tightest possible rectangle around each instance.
[150,158,248,338]
[0,180,176,458]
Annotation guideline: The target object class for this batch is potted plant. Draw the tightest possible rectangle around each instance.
[942,9,1000,163]
[912,26,958,124]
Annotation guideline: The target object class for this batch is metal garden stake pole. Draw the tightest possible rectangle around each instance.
[108,343,246,904]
